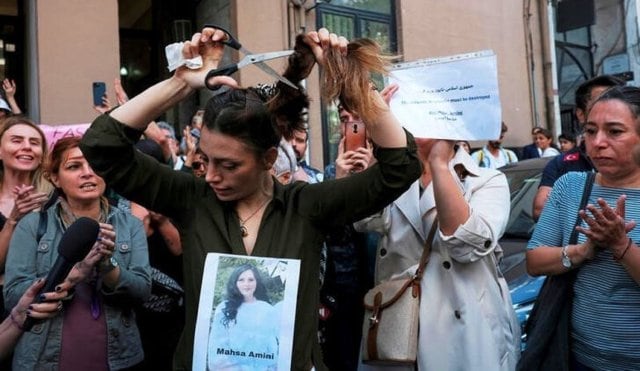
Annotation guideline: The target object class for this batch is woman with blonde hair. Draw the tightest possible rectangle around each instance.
[0,116,50,317]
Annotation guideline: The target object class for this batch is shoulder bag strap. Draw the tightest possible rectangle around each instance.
[414,220,439,281]
[568,172,596,245]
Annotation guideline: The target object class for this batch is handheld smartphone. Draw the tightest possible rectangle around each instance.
[344,121,367,152]
[92,82,106,106]
[190,128,201,140]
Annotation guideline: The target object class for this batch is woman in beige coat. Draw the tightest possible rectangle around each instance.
[356,138,520,370]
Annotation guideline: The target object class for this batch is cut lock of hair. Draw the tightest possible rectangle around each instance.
[266,34,316,140]
[203,34,389,155]
[322,38,391,124]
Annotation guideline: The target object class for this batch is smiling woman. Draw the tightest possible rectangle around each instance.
[0,117,51,320]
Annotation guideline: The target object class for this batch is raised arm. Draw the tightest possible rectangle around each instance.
[109,28,233,129]
[2,79,22,115]
[428,140,469,235]
[303,29,406,149]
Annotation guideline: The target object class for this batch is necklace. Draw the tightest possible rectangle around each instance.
[237,198,270,237]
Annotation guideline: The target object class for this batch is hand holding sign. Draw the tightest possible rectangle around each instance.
[387,50,501,140]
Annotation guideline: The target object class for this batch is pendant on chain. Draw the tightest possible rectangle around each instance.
[240,225,249,237]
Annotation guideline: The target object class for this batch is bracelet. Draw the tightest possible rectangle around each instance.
[5,218,17,226]
[9,310,25,331]
[613,238,633,261]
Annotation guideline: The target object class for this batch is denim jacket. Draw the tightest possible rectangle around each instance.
[4,201,151,370]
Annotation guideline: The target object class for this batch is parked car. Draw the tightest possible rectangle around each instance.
[498,157,552,349]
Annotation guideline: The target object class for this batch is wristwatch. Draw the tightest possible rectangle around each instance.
[561,245,572,269]
[100,256,119,274]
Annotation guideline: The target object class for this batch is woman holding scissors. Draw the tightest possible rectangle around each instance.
[80,26,420,370]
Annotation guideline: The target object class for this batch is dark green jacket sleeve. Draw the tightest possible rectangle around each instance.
[80,114,209,218]
[295,130,422,228]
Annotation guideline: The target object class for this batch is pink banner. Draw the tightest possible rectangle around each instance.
[40,123,90,149]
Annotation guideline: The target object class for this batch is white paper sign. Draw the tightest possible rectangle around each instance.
[388,50,501,140]
[193,253,300,371]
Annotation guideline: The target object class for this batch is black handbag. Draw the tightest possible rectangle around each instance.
[517,172,595,371]
[141,267,184,313]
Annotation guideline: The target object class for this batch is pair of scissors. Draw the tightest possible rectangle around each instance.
[204,24,298,90]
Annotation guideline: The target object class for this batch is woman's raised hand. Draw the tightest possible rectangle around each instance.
[428,140,456,167]
[303,28,348,67]
[2,79,17,99]
[380,83,399,107]
[175,27,239,90]
[183,125,197,158]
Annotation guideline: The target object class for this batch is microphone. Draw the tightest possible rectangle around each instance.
[22,217,100,331]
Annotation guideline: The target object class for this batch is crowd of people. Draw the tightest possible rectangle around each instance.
[0,24,636,371]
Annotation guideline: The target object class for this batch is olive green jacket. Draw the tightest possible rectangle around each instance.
[80,114,421,370]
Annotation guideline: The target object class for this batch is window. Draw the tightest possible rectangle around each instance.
[555,26,593,136]
[316,0,395,167]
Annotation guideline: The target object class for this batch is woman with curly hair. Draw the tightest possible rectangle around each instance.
[208,264,277,370]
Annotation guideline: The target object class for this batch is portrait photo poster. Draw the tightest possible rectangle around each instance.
[193,253,301,371]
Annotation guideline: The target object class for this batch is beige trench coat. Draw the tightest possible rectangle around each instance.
[355,149,520,371]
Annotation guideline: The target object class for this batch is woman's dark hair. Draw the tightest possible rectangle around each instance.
[203,35,316,156]
[589,85,640,128]
[221,264,270,327]
[203,88,282,158]
[536,128,554,140]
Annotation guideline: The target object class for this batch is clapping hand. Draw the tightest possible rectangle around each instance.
[8,185,49,225]
[56,223,116,291]
[576,195,636,258]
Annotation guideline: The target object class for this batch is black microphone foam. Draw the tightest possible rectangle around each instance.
[23,216,100,331]
[56,217,100,262]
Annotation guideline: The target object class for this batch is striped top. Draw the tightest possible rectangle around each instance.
[528,171,640,370]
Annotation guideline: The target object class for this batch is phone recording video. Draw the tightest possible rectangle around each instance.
[92,82,106,107]
[344,121,366,152]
